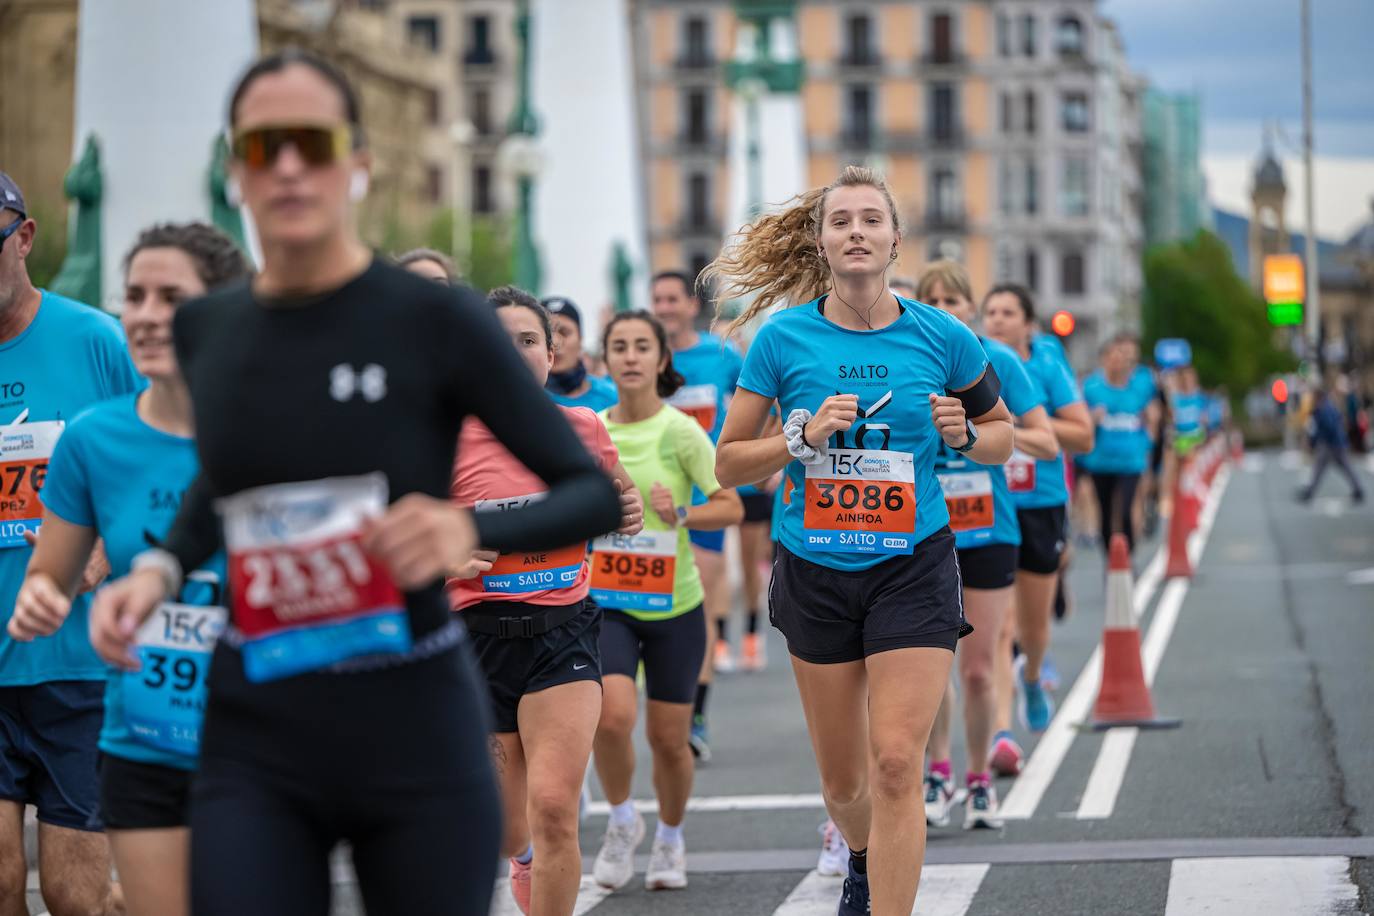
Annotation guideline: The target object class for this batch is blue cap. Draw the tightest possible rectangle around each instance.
[0,172,25,219]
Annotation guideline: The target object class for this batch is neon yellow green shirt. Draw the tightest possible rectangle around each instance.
[598,405,721,619]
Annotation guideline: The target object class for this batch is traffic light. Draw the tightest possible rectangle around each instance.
[1050,310,1075,337]
[1271,379,1288,404]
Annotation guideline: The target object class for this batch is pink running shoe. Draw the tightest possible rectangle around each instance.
[990,731,1024,778]
[509,856,532,914]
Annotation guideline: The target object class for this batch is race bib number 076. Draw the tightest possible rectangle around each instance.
[803,449,916,555]
[0,420,62,548]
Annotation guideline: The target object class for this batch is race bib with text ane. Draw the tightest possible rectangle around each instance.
[220,474,411,683]
[803,449,916,555]
[1005,449,1037,494]
[668,384,718,434]
[939,469,994,533]
[589,530,677,613]
[474,494,586,594]
[0,420,62,548]
[123,599,227,757]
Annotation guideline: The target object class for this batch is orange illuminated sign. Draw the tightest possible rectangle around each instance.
[1051,310,1075,336]
[1263,254,1304,305]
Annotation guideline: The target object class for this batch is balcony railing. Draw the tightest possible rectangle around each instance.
[928,124,966,148]
[924,208,967,233]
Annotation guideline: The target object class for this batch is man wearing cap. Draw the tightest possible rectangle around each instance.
[0,171,140,915]
[543,296,618,412]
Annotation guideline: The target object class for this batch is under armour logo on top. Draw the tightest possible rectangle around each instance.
[329,363,387,403]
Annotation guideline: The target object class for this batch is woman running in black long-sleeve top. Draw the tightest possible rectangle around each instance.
[88,50,621,916]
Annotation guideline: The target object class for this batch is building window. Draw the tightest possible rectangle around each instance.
[996,13,1011,57]
[1062,92,1089,132]
[931,83,957,142]
[357,0,387,9]
[687,172,711,229]
[683,88,709,144]
[473,164,493,214]
[1025,248,1040,292]
[998,157,1016,215]
[466,15,494,65]
[845,85,874,148]
[1061,251,1085,295]
[1020,13,1037,57]
[931,167,960,222]
[408,15,439,51]
[999,92,1013,134]
[1023,89,1037,135]
[1061,156,1090,216]
[426,164,443,203]
[930,12,954,63]
[997,243,1016,280]
[1024,157,1039,215]
[1056,16,1084,56]
[471,87,493,135]
[844,14,876,65]
[682,15,711,66]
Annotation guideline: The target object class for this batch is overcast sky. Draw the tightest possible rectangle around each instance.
[1102,0,1374,237]
[1103,0,1373,158]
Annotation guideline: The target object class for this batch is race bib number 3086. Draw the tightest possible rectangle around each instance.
[803,449,916,555]
[220,474,410,683]
[0,420,62,548]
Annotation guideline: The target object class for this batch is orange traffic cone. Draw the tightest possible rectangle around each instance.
[1165,463,1195,579]
[1091,534,1181,730]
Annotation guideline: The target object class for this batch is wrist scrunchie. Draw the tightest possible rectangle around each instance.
[784,408,829,466]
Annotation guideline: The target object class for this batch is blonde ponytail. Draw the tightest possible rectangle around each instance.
[703,165,901,339]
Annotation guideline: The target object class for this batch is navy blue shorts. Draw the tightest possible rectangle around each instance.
[0,680,104,830]
[688,529,726,553]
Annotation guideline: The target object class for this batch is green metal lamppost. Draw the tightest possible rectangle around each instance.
[504,0,543,294]
[726,1,804,219]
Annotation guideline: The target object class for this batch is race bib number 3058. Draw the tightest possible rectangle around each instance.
[0,420,62,547]
[589,530,677,613]
[803,449,916,554]
[220,474,410,683]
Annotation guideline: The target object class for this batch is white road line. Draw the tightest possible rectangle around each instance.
[488,875,611,916]
[1318,497,1346,517]
[584,793,826,816]
[772,865,989,916]
[1164,856,1360,916]
[1347,567,1374,586]
[1076,468,1231,820]
[1241,452,1265,473]
[999,543,1164,821]
[1279,450,1306,470]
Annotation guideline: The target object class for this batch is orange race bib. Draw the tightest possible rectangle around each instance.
[1005,449,1037,494]
[0,420,62,548]
[803,449,916,554]
[589,531,677,613]
[939,470,994,533]
[474,494,586,594]
[668,384,718,434]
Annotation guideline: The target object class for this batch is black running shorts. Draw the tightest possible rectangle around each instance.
[1015,506,1067,575]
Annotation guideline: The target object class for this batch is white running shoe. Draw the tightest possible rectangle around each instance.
[924,771,959,828]
[644,838,688,890]
[963,781,1004,830]
[593,811,645,889]
[816,819,849,876]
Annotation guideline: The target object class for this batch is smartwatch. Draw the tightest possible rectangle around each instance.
[953,420,979,453]
[675,505,689,526]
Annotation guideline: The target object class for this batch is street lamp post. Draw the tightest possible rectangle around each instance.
[506,0,542,294]
[1300,0,1321,368]
[448,119,475,274]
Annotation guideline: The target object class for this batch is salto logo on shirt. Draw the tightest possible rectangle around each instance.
[329,364,387,403]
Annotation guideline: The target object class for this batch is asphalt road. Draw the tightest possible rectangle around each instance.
[23,450,1374,915]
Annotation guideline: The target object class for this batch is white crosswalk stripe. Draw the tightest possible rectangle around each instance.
[1165,856,1361,915]
[488,875,611,916]
[770,864,990,916]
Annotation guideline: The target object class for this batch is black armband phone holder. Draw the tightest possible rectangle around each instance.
[950,365,1002,418]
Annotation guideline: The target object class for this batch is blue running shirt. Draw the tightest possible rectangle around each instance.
[0,291,141,686]
[1012,348,1082,510]
[41,394,225,768]
[737,297,988,572]
[934,337,1042,548]
[549,375,618,412]
[1081,370,1157,474]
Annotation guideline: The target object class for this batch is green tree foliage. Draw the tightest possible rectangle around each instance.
[25,205,69,293]
[466,215,515,293]
[1142,230,1295,407]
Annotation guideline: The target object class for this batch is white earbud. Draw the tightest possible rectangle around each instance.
[349,170,370,202]
[225,177,242,208]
